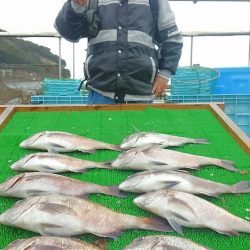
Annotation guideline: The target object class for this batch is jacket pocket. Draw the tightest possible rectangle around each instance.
[84,55,93,79]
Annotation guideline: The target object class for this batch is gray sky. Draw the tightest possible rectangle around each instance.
[0,0,250,78]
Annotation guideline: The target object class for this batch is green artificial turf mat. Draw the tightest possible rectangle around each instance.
[0,107,249,249]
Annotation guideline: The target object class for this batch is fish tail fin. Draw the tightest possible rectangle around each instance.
[231,181,250,194]
[139,217,173,232]
[213,159,239,172]
[102,186,127,198]
[94,239,108,250]
[193,139,209,144]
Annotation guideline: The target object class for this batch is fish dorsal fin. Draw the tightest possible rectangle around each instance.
[152,243,179,250]
[215,228,240,236]
[78,148,97,154]
[24,173,53,181]
[131,124,141,133]
[141,146,163,157]
[28,245,62,250]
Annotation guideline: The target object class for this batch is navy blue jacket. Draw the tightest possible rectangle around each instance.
[55,0,183,101]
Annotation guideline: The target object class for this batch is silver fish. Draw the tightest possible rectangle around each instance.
[120,132,208,150]
[123,235,210,250]
[20,131,121,153]
[111,147,238,172]
[134,190,250,236]
[119,170,250,197]
[11,153,110,173]
[3,236,106,250]
[0,172,126,198]
[0,195,172,238]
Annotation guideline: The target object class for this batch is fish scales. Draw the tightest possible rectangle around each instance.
[3,236,104,250]
[123,235,210,250]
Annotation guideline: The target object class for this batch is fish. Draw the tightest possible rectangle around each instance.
[0,195,173,238]
[120,131,208,150]
[0,172,126,198]
[134,190,250,236]
[11,152,111,173]
[3,236,106,250]
[119,169,250,197]
[111,147,239,172]
[19,131,121,153]
[123,235,210,250]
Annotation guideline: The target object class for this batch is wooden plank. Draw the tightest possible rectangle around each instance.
[209,103,250,155]
[13,103,213,112]
[0,107,6,114]
[0,106,15,130]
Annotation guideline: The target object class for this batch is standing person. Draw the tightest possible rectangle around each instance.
[55,0,183,104]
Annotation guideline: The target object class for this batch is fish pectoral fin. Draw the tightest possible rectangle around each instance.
[150,160,168,166]
[38,202,77,216]
[39,223,64,236]
[47,142,69,153]
[161,181,181,189]
[26,189,48,196]
[168,218,184,235]
[78,148,97,154]
[95,229,123,239]
[42,166,57,173]
[168,197,197,220]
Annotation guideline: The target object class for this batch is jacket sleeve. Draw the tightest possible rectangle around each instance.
[156,0,183,79]
[54,0,88,42]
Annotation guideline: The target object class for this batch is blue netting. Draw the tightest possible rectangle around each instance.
[171,66,220,95]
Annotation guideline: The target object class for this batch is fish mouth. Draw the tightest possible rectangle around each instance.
[19,140,28,148]
[118,182,128,190]
[10,162,18,170]
[119,143,129,150]
[133,196,143,207]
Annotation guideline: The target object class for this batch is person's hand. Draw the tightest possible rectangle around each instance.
[72,0,87,5]
[152,75,169,96]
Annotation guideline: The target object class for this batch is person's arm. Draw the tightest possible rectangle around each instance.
[55,0,89,42]
[152,0,183,96]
